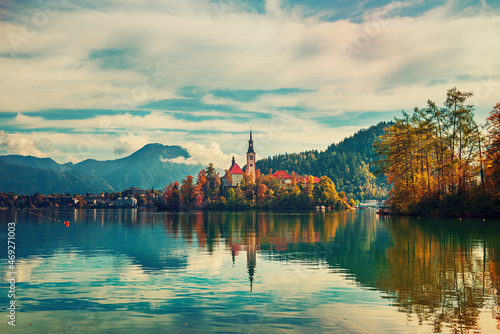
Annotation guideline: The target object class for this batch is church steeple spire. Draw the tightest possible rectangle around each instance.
[247,128,255,154]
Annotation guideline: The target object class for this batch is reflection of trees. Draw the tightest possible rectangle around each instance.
[86,209,500,333]
[489,237,500,331]
[378,217,494,333]
[172,211,378,290]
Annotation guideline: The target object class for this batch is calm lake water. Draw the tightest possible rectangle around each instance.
[1,209,500,333]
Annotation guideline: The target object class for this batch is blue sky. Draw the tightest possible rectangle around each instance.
[1,0,499,169]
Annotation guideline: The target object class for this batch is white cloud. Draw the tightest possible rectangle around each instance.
[0,0,498,118]
[167,141,245,170]
[265,0,284,18]
[0,130,47,157]
[66,155,79,164]
[0,131,149,163]
[113,133,149,156]
[162,156,199,165]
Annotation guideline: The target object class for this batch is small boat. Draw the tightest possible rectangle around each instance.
[376,206,391,215]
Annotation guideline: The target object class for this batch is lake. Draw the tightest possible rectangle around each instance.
[1,209,500,333]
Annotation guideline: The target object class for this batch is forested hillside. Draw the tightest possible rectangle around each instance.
[256,122,391,200]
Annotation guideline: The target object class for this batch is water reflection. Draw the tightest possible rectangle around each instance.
[377,216,500,333]
[0,209,499,333]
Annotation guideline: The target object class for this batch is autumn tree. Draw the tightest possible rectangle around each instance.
[443,87,478,193]
[257,183,268,207]
[486,103,500,191]
[242,171,255,191]
[205,163,220,198]
[299,176,314,208]
[314,176,340,207]
[374,88,486,215]
[180,175,195,207]
[164,181,180,210]
[227,188,236,207]
[223,170,232,187]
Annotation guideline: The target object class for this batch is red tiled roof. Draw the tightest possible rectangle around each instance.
[228,163,244,174]
[272,170,292,179]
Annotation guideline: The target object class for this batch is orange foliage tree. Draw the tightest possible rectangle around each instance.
[486,103,500,190]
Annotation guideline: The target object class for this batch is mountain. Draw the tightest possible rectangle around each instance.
[0,164,114,195]
[0,144,202,195]
[256,122,391,200]
[0,155,70,173]
[72,144,198,191]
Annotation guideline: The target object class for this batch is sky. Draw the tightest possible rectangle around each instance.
[1,0,499,169]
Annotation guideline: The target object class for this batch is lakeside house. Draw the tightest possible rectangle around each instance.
[123,187,147,197]
[116,197,137,208]
[272,170,292,185]
[84,194,104,205]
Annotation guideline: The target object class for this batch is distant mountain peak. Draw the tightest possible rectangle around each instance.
[128,143,189,160]
[0,143,201,194]
[142,143,166,148]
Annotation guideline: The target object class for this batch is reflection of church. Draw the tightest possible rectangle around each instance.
[224,130,257,187]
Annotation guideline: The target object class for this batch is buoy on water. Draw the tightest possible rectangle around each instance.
[65,221,70,227]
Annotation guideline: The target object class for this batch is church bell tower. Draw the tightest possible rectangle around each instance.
[246,129,256,182]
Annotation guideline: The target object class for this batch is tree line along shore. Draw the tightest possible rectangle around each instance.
[0,168,356,212]
[374,87,500,217]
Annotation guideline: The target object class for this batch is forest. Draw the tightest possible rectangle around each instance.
[374,87,500,217]
[256,122,390,200]
[161,164,356,211]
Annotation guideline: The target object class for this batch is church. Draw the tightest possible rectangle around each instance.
[223,130,257,187]
[223,130,320,188]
